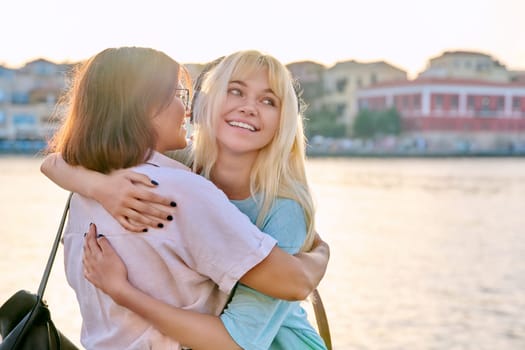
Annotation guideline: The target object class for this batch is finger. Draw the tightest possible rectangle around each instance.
[129,215,167,230]
[82,246,92,278]
[83,224,96,255]
[85,223,102,255]
[125,172,158,187]
[126,198,173,222]
[133,187,175,208]
[96,235,114,254]
[117,216,147,233]
[123,209,167,229]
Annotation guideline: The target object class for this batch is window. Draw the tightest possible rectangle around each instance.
[435,95,443,109]
[336,103,346,115]
[497,96,504,110]
[513,97,522,110]
[451,95,459,110]
[370,73,377,85]
[336,78,347,93]
[13,114,36,126]
[402,95,409,109]
[12,92,30,105]
[414,95,421,109]
[467,96,475,110]
[481,97,490,109]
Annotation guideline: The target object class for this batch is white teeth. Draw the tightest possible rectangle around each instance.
[228,121,256,131]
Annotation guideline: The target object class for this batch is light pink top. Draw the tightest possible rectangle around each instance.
[63,152,277,350]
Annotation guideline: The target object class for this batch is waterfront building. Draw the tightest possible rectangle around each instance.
[418,50,512,82]
[0,59,72,141]
[286,61,326,111]
[356,78,525,151]
[321,60,407,135]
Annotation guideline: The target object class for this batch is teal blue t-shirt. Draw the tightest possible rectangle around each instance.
[220,197,327,350]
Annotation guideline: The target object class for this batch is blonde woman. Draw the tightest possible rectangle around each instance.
[44,50,329,349]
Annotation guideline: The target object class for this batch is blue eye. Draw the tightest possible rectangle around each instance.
[262,97,276,106]
[228,88,242,96]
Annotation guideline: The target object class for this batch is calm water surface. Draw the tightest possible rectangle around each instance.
[1,156,525,349]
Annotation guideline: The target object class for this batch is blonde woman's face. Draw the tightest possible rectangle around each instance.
[152,87,189,152]
[215,68,280,157]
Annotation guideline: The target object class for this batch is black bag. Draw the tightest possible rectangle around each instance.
[0,193,78,349]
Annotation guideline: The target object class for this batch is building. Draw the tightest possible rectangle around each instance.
[357,78,525,151]
[0,59,73,141]
[286,61,326,111]
[418,51,510,82]
[322,60,407,134]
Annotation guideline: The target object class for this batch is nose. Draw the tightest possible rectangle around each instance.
[239,99,257,116]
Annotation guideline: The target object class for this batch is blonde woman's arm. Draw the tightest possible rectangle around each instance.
[40,153,174,231]
[240,233,329,300]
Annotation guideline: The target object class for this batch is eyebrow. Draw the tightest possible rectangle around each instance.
[229,80,276,95]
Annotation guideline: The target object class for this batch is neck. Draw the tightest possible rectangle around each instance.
[211,151,257,200]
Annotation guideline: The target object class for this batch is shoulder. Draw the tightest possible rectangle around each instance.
[269,198,305,221]
[262,198,306,253]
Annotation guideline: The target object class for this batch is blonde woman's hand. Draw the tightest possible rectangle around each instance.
[82,223,129,300]
[92,169,176,232]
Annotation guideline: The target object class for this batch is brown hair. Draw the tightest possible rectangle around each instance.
[49,47,186,173]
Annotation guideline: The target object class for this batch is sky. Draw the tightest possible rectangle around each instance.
[1,0,524,78]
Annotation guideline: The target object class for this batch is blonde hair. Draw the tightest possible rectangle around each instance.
[192,50,315,251]
[49,47,189,173]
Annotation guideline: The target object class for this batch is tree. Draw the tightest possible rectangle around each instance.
[353,109,375,138]
[304,107,346,138]
[376,108,401,135]
[352,108,402,138]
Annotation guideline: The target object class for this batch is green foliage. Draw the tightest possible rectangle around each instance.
[353,109,375,138]
[304,107,347,138]
[353,108,401,138]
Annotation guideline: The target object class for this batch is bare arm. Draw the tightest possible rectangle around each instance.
[40,153,174,231]
[83,225,241,350]
[240,233,330,300]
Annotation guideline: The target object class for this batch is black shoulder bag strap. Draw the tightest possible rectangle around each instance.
[0,192,76,350]
[38,192,73,299]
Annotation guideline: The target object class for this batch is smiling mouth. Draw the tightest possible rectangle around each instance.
[228,121,258,132]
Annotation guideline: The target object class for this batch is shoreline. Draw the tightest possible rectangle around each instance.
[1,139,524,158]
[306,150,525,158]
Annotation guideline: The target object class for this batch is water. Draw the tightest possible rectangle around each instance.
[1,156,525,349]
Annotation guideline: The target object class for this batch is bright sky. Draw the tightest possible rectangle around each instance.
[2,0,524,78]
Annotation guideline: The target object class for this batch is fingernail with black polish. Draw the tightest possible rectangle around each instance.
[97,234,104,238]
[167,215,173,221]
[170,201,177,207]
[83,232,87,237]
[157,223,164,228]
[142,228,148,233]
[151,180,159,186]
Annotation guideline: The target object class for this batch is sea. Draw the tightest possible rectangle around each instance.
[1,155,524,349]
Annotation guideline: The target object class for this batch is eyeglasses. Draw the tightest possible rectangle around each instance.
[175,88,190,110]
